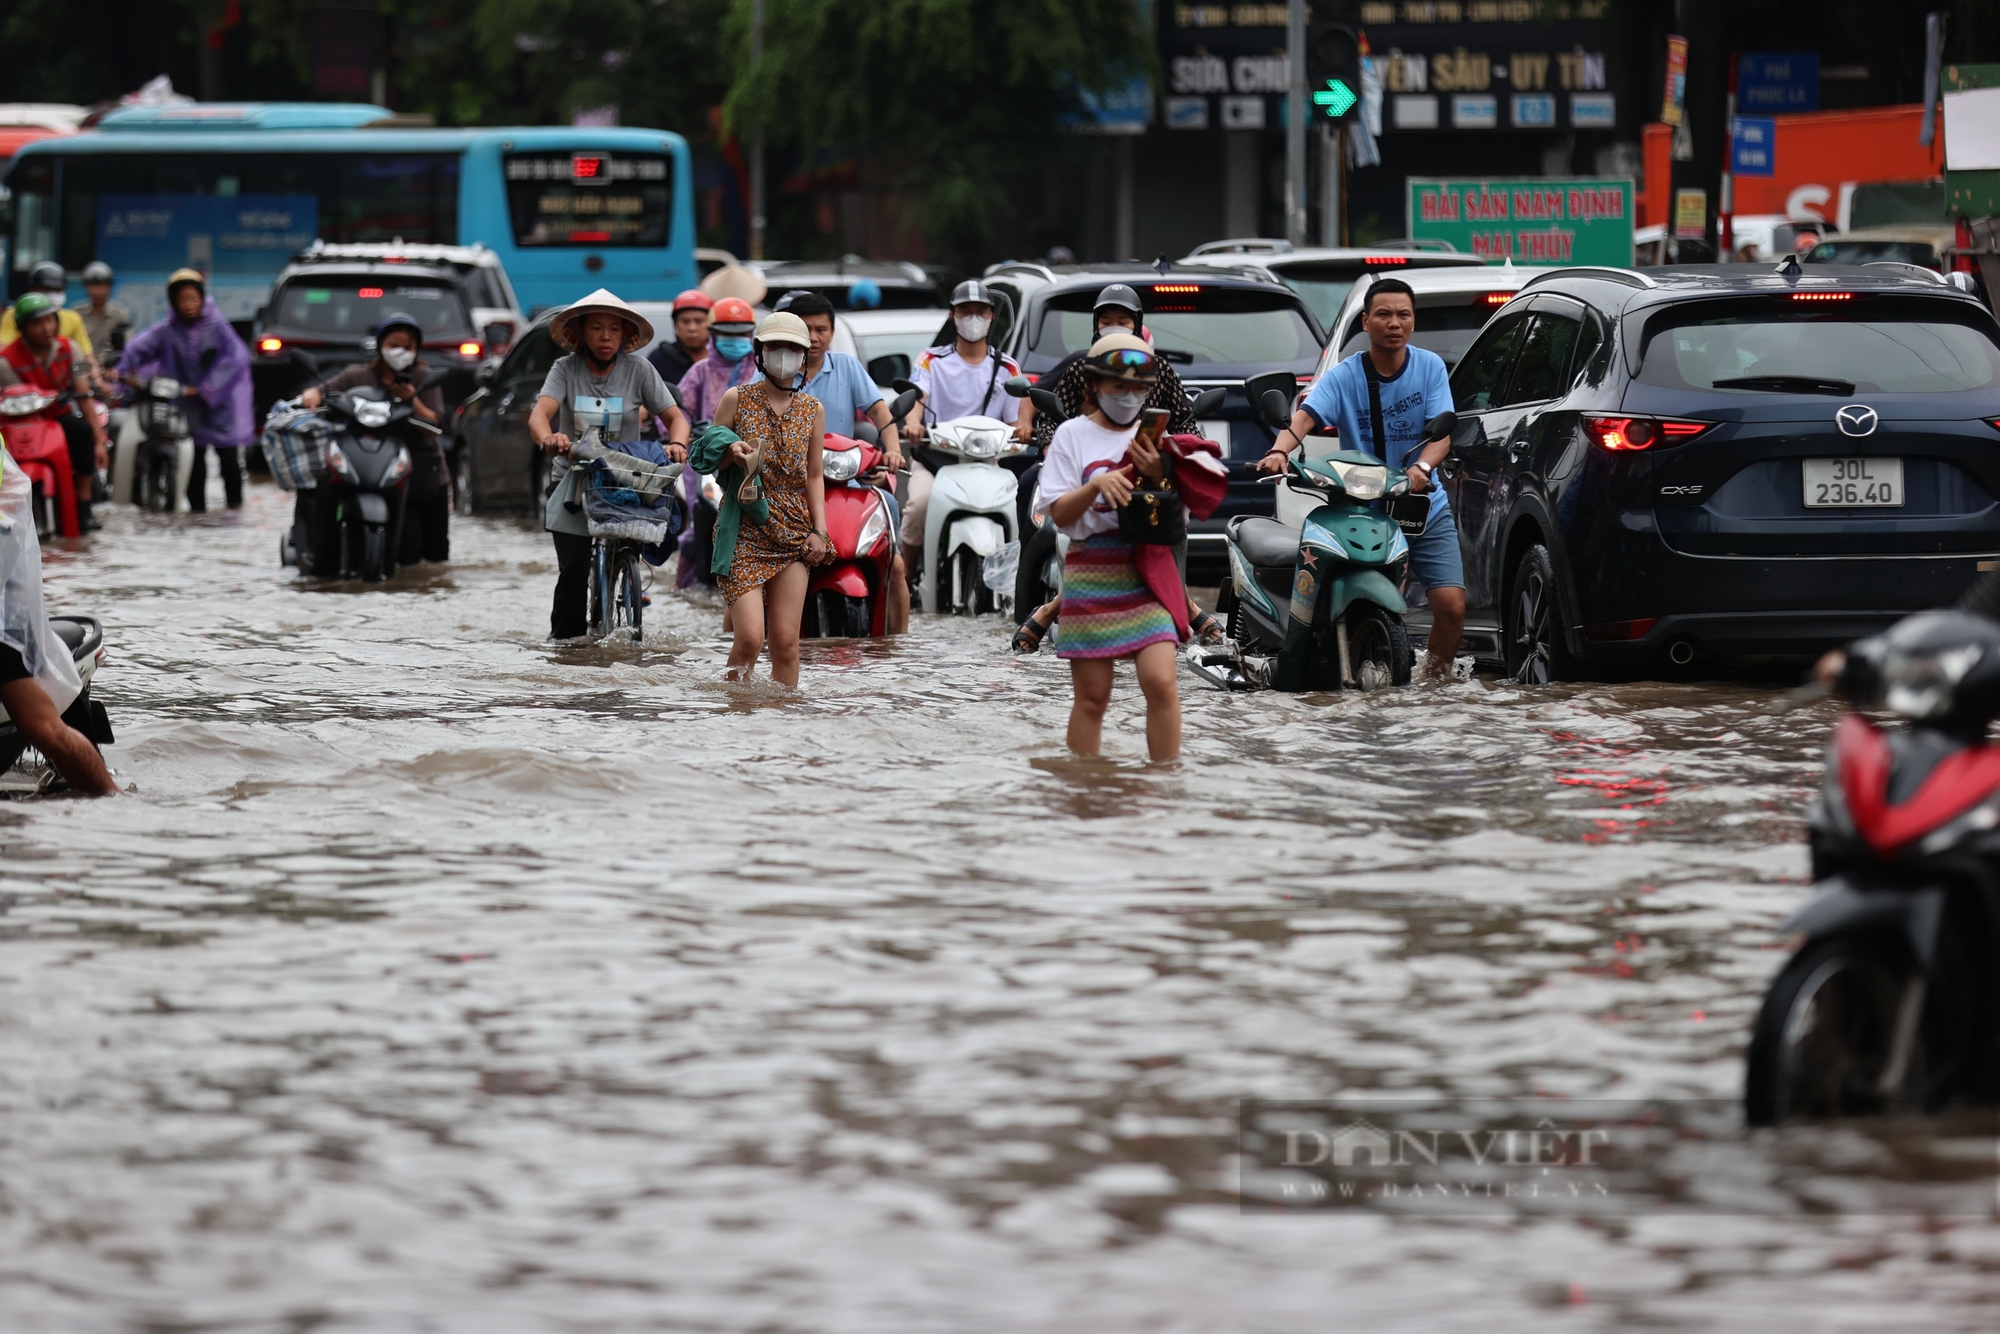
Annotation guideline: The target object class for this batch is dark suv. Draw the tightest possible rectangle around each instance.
[1440,263,2000,678]
[250,256,490,418]
[985,261,1325,578]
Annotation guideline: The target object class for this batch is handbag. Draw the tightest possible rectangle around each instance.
[1117,470,1186,546]
[542,459,589,535]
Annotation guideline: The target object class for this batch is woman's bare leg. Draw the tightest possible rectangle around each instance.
[1134,640,1182,762]
[1066,658,1114,756]
[725,587,766,680]
[762,561,811,688]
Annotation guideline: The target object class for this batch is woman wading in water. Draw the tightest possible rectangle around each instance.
[701,312,829,687]
[1036,334,1182,761]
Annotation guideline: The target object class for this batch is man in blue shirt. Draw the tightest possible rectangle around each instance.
[772,290,913,632]
[1257,277,1464,678]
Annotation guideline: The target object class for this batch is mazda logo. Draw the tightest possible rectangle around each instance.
[1836,404,1879,437]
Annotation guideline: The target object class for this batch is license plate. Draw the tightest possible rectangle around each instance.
[1803,457,1903,508]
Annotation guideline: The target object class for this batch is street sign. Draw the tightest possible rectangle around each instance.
[1673,188,1708,240]
[1738,53,1819,114]
[1661,35,1688,126]
[1729,116,1776,178]
[1407,178,1634,265]
[1314,79,1358,119]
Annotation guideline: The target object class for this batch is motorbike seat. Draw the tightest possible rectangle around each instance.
[1230,515,1301,569]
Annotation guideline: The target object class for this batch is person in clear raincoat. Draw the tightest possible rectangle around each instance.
[0,447,116,794]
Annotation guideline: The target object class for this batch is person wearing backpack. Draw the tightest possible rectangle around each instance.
[1256,277,1463,679]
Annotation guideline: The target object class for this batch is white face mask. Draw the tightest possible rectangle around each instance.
[381,345,417,371]
[763,347,804,384]
[43,292,65,309]
[1098,388,1147,426]
[955,314,992,343]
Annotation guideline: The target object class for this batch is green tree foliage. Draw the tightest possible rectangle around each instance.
[721,0,1151,269]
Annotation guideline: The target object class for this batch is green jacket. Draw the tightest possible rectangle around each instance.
[688,424,770,576]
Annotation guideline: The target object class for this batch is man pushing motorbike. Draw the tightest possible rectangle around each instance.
[1258,277,1464,680]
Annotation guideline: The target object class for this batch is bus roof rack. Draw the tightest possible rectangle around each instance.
[1521,266,1657,291]
[92,102,392,131]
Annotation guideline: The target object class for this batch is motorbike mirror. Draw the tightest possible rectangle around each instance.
[360,336,378,356]
[889,387,920,422]
[1187,386,1225,418]
[1003,375,1032,398]
[891,377,922,398]
[419,366,452,390]
[1027,386,1064,421]
[1423,411,1458,440]
[1258,388,1292,431]
[851,421,880,445]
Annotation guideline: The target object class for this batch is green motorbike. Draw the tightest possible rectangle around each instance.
[1188,397,1455,693]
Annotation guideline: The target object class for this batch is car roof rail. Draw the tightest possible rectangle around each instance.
[984,261,1059,282]
[1861,260,1947,284]
[1186,237,1294,256]
[1520,266,1657,291]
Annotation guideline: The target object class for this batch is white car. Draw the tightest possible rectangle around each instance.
[1312,261,1540,376]
[1181,238,1484,335]
[291,240,527,354]
[830,307,952,399]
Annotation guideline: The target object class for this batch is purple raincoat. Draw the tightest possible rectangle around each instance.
[676,338,757,426]
[120,298,254,449]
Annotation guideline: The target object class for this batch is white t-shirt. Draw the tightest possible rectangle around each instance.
[911,344,1020,423]
[1036,415,1138,540]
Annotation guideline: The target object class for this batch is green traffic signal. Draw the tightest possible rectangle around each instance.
[1313,78,1357,119]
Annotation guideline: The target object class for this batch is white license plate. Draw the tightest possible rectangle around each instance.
[1803,457,1903,508]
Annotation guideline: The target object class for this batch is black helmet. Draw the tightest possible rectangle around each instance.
[29,261,65,293]
[1093,283,1144,335]
[374,311,425,344]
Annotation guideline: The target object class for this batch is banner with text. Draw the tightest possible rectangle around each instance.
[1407,178,1634,265]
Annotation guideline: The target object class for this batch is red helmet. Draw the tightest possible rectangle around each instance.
[672,289,714,315]
[710,296,756,329]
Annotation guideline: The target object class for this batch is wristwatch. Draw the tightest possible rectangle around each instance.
[1411,461,1435,479]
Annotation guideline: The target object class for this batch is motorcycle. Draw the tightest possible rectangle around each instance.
[0,616,115,790]
[0,385,80,539]
[895,378,1026,617]
[286,380,439,582]
[803,388,918,639]
[1185,391,1448,692]
[1745,610,2000,1125]
[111,374,196,513]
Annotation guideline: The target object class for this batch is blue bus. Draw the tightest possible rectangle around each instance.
[2,102,697,329]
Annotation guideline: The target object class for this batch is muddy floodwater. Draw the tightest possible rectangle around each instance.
[3,480,1997,1332]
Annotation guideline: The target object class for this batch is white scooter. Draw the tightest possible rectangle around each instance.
[111,376,196,512]
[899,379,1027,616]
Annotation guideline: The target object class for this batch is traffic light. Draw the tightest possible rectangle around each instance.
[1309,23,1361,121]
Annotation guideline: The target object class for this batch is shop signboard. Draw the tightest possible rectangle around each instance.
[1407,178,1634,264]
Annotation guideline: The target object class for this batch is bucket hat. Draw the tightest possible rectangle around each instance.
[549,288,655,352]
[699,263,769,306]
[1082,332,1159,384]
[754,310,810,349]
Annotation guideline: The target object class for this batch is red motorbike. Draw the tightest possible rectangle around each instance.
[802,431,898,639]
[1746,609,2000,1125]
[0,384,79,539]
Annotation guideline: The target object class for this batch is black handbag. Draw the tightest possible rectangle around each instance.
[1118,473,1186,545]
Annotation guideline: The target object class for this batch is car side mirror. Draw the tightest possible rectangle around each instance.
[1027,386,1064,421]
[1258,389,1292,431]
[1423,411,1458,440]
[1187,386,1225,418]
[1003,374,1032,398]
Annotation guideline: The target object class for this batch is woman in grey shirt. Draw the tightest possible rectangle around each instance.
[529,290,691,639]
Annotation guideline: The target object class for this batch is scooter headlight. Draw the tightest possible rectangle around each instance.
[957,428,1004,460]
[856,500,890,555]
[0,393,53,416]
[382,446,413,486]
[325,440,359,482]
[149,378,183,400]
[1334,461,1388,500]
[823,448,861,483]
[354,399,393,429]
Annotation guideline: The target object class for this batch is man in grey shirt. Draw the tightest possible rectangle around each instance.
[529,289,691,638]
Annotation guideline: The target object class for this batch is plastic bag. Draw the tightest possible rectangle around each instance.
[259,401,334,492]
[982,539,1020,594]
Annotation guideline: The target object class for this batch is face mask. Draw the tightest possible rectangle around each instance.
[1098,389,1147,426]
[381,345,416,371]
[955,314,992,343]
[42,292,66,309]
[715,335,753,362]
[762,347,805,385]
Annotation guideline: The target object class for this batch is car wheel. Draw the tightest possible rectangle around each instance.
[1505,543,1569,685]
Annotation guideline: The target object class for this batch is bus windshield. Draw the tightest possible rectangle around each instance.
[504,153,670,248]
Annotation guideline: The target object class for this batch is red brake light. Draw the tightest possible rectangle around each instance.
[1482,292,1512,305]
[458,341,483,358]
[1585,618,1658,642]
[1296,373,1316,385]
[382,255,407,263]
[1985,418,2000,433]
[1656,420,1712,441]
[1790,292,1853,302]
[1583,415,1713,452]
[573,156,602,179]
[1153,283,1202,293]
[1363,255,1408,266]
[568,231,611,243]
[358,287,384,299]
[257,336,283,354]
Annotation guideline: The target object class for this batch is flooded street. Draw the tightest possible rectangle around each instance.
[4,478,1997,1332]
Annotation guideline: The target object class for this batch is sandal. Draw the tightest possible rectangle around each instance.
[1190,608,1227,646]
[1012,613,1051,654]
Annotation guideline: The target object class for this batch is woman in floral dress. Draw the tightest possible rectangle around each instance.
[711,312,830,687]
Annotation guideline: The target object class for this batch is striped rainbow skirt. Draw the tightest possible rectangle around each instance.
[1057,535,1179,660]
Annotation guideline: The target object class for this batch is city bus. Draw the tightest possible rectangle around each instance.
[2,102,697,329]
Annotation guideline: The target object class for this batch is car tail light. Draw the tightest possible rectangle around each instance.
[358,287,384,299]
[1363,255,1408,266]
[1985,418,2000,433]
[1582,415,1714,452]
[257,336,283,354]
[1296,374,1315,385]
[1789,292,1853,302]
[459,341,483,358]
[1482,292,1512,305]
[1153,283,1201,293]
[1586,618,1658,641]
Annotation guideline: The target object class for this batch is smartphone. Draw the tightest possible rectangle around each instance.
[1136,407,1169,447]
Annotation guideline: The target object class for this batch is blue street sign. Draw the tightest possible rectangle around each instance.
[1729,116,1777,178]
[1737,53,1818,113]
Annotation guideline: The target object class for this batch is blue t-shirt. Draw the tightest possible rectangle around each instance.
[784,350,883,433]
[1300,347,1455,514]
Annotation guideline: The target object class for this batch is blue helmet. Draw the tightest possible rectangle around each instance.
[846,278,883,310]
[375,311,424,343]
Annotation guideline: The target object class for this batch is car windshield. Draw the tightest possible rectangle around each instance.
[1339,301,1505,368]
[1638,303,2000,395]
[1803,240,1941,269]
[1030,287,1318,366]
[272,278,474,338]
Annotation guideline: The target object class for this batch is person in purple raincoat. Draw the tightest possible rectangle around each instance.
[119,268,254,511]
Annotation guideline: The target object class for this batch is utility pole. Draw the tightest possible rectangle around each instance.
[749,0,767,261]
[1319,122,1341,247]
[1285,0,1307,245]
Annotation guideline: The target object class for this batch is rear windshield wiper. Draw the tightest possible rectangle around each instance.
[1710,374,1856,395]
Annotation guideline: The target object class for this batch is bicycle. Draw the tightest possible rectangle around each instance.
[588,535,647,641]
